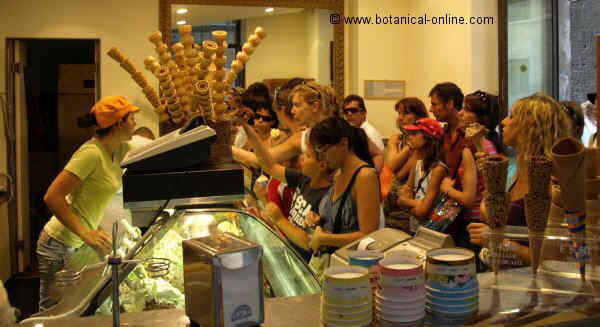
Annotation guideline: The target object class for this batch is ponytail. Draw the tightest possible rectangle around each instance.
[76,111,113,136]
[351,127,374,166]
[77,112,97,128]
[310,117,374,167]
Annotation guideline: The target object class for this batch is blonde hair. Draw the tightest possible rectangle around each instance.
[511,93,572,165]
[290,81,338,118]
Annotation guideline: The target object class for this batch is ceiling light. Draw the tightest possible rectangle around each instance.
[176,8,188,14]
[265,7,274,13]
[176,20,187,25]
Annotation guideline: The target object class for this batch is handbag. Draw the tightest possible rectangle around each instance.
[423,157,465,233]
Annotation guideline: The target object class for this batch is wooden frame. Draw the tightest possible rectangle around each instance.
[159,0,345,100]
[363,80,406,100]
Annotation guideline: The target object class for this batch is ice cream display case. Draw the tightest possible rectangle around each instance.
[22,208,320,324]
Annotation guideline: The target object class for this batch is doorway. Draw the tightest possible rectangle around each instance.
[5,38,100,276]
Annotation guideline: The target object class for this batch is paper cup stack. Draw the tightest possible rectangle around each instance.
[375,252,426,326]
[321,266,372,327]
[425,248,478,324]
[348,250,383,293]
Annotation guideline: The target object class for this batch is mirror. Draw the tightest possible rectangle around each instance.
[159,0,344,101]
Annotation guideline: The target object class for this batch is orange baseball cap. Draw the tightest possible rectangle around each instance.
[91,96,140,129]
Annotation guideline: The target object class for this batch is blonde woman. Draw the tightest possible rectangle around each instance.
[468,93,572,268]
[233,82,383,170]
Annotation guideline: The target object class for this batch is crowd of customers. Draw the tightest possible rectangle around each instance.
[231,78,596,275]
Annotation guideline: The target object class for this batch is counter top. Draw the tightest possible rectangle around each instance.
[20,268,600,326]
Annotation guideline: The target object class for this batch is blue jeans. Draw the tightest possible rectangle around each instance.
[36,231,76,312]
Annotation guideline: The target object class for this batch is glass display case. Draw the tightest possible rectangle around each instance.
[93,208,321,314]
[23,207,320,324]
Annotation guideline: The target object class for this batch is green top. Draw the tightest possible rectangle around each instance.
[44,138,130,247]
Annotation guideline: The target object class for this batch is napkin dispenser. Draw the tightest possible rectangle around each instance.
[183,233,264,327]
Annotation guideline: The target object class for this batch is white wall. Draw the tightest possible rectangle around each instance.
[345,0,499,137]
[0,0,159,280]
[245,12,309,84]
[244,9,333,86]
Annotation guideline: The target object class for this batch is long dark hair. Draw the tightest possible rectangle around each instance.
[420,133,444,173]
[309,117,373,166]
[464,90,504,154]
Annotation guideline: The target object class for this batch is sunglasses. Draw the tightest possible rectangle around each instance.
[254,114,274,122]
[343,107,362,115]
[473,90,488,104]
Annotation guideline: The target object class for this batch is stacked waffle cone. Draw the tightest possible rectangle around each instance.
[108,26,266,127]
[107,47,161,114]
[481,156,510,275]
[524,156,553,276]
[551,137,588,280]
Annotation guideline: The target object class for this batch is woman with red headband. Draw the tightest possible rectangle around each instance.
[36,96,139,312]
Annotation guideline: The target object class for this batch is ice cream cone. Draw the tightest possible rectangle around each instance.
[172,42,184,53]
[525,193,551,275]
[552,137,588,280]
[527,156,553,196]
[248,35,261,47]
[181,35,194,47]
[216,43,228,57]
[213,56,226,69]
[131,72,148,88]
[242,43,255,55]
[254,27,267,39]
[107,47,126,62]
[552,137,586,212]
[202,41,217,58]
[484,191,510,229]
[156,43,169,54]
[236,52,249,64]
[148,31,163,47]
[226,72,237,85]
[482,156,509,195]
[212,30,228,44]
[231,60,244,74]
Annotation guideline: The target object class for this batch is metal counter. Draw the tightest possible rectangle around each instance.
[20,267,600,326]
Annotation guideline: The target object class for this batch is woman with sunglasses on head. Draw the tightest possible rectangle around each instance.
[559,101,585,140]
[307,117,381,257]
[442,91,501,226]
[435,91,500,262]
[36,96,139,312]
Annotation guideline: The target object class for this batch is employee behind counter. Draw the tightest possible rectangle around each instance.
[36,96,139,312]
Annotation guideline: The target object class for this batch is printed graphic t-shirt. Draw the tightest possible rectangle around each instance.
[285,168,330,260]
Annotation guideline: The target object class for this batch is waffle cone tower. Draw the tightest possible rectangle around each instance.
[524,156,553,276]
[551,137,587,280]
[106,26,267,130]
[482,156,510,275]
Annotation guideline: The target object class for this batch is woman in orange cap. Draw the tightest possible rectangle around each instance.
[36,96,139,312]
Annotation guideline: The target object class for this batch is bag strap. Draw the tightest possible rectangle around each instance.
[333,165,370,234]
